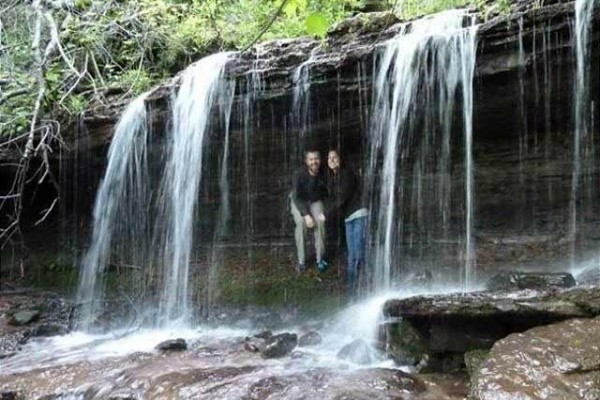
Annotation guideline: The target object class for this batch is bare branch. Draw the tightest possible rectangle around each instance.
[0,88,29,106]
[34,197,57,225]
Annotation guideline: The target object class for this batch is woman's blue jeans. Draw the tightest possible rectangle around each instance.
[345,216,367,296]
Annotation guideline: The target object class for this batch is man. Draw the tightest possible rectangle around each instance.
[290,150,328,273]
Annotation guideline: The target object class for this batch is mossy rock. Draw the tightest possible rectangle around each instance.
[8,310,40,326]
[381,320,427,366]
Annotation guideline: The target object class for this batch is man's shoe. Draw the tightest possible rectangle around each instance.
[316,260,329,273]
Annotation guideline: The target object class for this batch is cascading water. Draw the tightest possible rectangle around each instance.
[571,0,598,271]
[206,78,236,316]
[155,52,234,326]
[367,10,478,292]
[77,53,234,330]
[291,48,317,160]
[76,94,150,330]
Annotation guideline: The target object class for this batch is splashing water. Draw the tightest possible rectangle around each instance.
[367,10,478,292]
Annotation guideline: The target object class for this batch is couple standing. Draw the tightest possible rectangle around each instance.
[290,149,368,296]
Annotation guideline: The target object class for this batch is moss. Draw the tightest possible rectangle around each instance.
[217,257,347,317]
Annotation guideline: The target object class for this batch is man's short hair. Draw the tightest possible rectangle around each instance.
[304,149,320,159]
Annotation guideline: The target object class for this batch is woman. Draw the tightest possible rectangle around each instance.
[326,149,368,297]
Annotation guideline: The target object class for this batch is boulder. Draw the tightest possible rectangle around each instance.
[470,317,600,400]
[464,349,489,380]
[261,333,297,358]
[298,331,322,347]
[244,337,266,353]
[379,320,427,366]
[337,339,380,365]
[252,330,273,340]
[486,271,576,291]
[155,338,187,352]
[8,310,40,326]
[382,286,600,372]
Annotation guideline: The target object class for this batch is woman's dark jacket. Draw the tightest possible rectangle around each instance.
[326,167,363,220]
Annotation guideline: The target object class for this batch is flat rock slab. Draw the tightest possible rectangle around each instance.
[384,286,600,321]
[382,286,600,360]
[470,317,600,400]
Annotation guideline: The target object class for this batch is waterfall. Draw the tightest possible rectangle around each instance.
[76,94,150,330]
[156,52,234,326]
[367,10,478,292]
[77,52,234,330]
[206,78,236,317]
[571,0,597,270]
[291,48,317,161]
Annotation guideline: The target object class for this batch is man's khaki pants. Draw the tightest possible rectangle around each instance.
[290,199,326,265]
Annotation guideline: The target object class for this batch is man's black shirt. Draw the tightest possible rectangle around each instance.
[291,166,327,216]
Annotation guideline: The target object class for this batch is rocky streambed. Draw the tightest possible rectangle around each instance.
[1,270,599,399]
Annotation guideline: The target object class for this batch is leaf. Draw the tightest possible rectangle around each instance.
[283,0,307,18]
[283,0,299,17]
[305,13,328,38]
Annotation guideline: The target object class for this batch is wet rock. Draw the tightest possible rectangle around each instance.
[155,338,187,352]
[0,391,18,400]
[383,286,600,372]
[337,339,380,365]
[379,320,427,366]
[30,323,66,337]
[486,271,576,291]
[244,337,266,353]
[252,330,273,340]
[421,353,466,373]
[464,349,489,380]
[261,333,297,358]
[298,331,322,347]
[8,310,40,326]
[471,317,600,400]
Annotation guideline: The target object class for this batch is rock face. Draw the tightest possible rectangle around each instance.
[5,0,600,288]
[382,286,600,371]
[486,271,577,291]
[470,317,600,400]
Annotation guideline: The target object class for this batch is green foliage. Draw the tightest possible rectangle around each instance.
[306,13,329,38]
[1,0,513,139]
[398,0,471,20]
[64,95,89,115]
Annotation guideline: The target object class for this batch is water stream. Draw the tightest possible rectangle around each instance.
[367,10,478,291]
[571,0,598,271]
[76,94,151,331]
